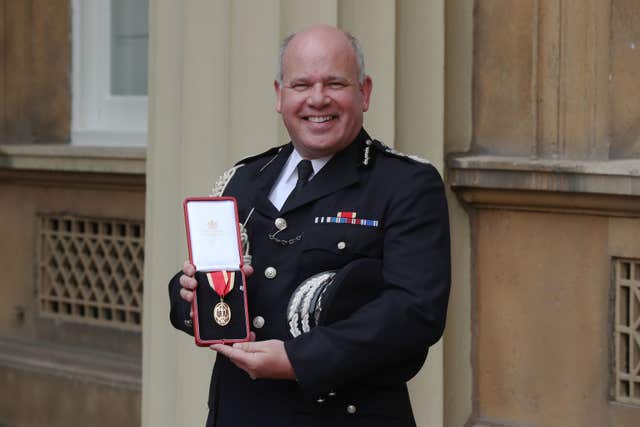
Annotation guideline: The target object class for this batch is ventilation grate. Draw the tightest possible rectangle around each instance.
[37,215,144,331]
[614,258,640,405]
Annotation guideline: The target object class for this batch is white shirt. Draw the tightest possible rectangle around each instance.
[268,148,332,211]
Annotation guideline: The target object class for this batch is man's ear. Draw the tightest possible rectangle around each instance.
[360,75,373,112]
[274,80,282,113]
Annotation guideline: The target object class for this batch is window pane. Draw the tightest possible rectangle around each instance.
[111,0,148,96]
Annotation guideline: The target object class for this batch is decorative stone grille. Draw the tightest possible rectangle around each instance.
[614,258,640,405]
[37,214,144,331]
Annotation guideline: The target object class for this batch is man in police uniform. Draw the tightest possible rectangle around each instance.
[169,25,450,426]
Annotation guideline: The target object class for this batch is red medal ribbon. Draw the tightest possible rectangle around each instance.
[337,211,357,219]
[206,270,234,298]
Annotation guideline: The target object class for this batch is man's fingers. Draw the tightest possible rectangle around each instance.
[179,273,197,290]
[233,341,259,352]
[210,340,294,380]
[211,343,259,380]
[211,344,253,363]
[241,264,254,277]
[182,261,196,276]
[179,288,194,303]
[178,263,196,302]
[210,344,257,380]
[249,331,257,342]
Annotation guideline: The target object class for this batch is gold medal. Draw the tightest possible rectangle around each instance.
[213,300,231,326]
[207,271,235,326]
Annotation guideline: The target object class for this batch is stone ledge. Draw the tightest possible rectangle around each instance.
[450,155,640,176]
[469,417,543,427]
[0,144,146,175]
[0,336,141,390]
[0,168,145,191]
[448,155,640,197]
[448,155,640,216]
[454,188,640,217]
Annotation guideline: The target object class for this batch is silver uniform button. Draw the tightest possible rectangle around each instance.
[253,316,265,329]
[347,404,357,414]
[328,391,336,397]
[264,267,277,279]
[337,241,346,250]
[275,217,287,230]
[316,397,325,403]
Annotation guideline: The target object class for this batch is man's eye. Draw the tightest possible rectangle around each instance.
[328,82,346,89]
[291,83,310,91]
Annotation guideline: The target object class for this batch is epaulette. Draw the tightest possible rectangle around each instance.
[210,164,244,196]
[211,145,287,196]
[234,144,287,167]
[369,139,431,165]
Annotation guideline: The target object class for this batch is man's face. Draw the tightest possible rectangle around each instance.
[275,28,372,159]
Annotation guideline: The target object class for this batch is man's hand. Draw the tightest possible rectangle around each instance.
[178,261,254,305]
[211,335,296,381]
[178,261,198,303]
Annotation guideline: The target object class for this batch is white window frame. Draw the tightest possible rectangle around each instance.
[72,0,147,146]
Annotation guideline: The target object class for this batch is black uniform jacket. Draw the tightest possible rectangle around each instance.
[169,129,451,427]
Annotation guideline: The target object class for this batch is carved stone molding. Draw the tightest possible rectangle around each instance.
[0,144,146,190]
[0,144,146,174]
[449,155,640,216]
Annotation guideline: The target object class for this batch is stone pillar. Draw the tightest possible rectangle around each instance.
[144,1,447,425]
[449,0,640,425]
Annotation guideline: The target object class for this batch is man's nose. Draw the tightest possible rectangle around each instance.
[307,83,329,107]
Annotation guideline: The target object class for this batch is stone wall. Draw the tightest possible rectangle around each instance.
[448,1,640,425]
[0,145,144,427]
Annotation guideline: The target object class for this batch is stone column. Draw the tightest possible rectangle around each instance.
[144,1,447,425]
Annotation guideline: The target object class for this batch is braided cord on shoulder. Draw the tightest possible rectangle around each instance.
[210,164,244,197]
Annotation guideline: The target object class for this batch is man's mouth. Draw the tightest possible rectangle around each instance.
[304,115,337,123]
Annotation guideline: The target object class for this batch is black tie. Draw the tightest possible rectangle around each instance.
[283,159,313,210]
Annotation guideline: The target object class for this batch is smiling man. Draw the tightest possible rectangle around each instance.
[274,26,372,159]
[169,25,451,427]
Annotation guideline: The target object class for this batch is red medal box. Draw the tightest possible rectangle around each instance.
[183,197,250,346]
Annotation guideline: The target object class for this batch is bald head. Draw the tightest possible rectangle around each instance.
[273,24,372,158]
[277,25,366,85]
